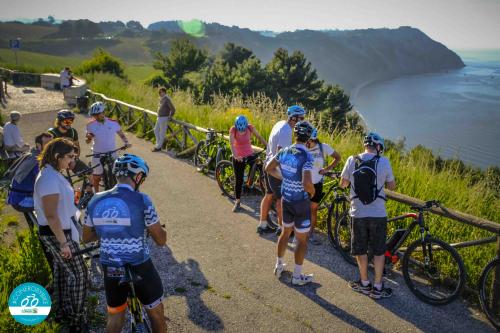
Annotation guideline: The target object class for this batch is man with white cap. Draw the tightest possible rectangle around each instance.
[3,111,30,153]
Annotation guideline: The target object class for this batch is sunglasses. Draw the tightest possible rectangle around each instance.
[62,119,74,125]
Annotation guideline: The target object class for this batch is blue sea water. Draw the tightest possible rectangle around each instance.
[352,49,500,169]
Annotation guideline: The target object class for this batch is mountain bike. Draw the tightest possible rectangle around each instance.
[334,200,466,305]
[194,129,230,173]
[85,145,127,190]
[479,257,500,330]
[323,176,350,249]
[67,164,99,210]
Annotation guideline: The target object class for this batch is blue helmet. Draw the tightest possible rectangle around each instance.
[364,132,385,153]
[234,115,248,132]
[310,128,318,140]
[294,121,314,141]
[287,105,306,119]
[113,154,150,178]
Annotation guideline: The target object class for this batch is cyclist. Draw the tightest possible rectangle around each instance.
[48,109,87,172]
[229,115,267,212]
[306,128,341,245]
[83,154,167,333]
[257,105,305,234]
[85,101,131,192]
[266,121,315,286]
[340,132,396,299]
[33,138,88,332]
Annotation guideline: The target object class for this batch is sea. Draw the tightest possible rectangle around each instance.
[352,49,500,169]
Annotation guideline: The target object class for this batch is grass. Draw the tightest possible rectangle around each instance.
[84,72,500,289]
[0,48,82,73]
[125,64,162,82]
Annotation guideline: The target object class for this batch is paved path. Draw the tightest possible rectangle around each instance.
[9,88,496,332]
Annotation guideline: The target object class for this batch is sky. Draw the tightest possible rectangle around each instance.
[1,0,500,49]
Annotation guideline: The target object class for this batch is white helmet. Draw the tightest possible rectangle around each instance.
[89,102,105,116]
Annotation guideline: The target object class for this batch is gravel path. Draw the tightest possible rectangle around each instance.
[10,87,497,332]
[1,84,66,117]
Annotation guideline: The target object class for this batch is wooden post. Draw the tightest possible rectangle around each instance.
[492,235,500,311]
[182,127,187,150]
[127,107,132,127]
[143,112,149,136]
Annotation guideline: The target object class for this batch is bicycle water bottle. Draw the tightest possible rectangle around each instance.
[74,188,82,205]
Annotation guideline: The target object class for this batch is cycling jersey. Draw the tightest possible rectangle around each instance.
[275,143,313,202]
[48,127,79,141]
[86,118,121,153]
[84,184,160,266]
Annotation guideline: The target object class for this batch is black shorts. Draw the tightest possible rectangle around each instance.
[282,198,311,233]
[103,259,164,311]
[310,182,324,203]
[351,217,387,256]
[264,172,282,199]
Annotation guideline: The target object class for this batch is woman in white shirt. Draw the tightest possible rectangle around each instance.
[306,129,341,245]
[34,138,88,332]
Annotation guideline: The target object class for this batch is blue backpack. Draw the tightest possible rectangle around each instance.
[6,154,39,212]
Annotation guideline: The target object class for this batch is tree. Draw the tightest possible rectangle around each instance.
[47,16,55,24]
[126,20,144,31]
[57,19,101,38]
[79,48,126,78]
[317,84,353,131]
[220,43,254,69]
[265,48,324,110]
[153,38,208,89]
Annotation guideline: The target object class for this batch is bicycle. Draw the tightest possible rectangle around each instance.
[20,294,39,307]
[66,164,99,210]
[85,145,127,190]
[479,257,500,330]
[334,200,467,305]
[194,129,230,173]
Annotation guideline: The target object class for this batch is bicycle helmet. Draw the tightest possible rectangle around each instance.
[294,121,314,142]
[364,132,385,153]
[310,128,318,140]
[112,154,150,178]
[234,115,248,132]
[57,109,75,121]
[287,105,306,119]
[89,101,105,116]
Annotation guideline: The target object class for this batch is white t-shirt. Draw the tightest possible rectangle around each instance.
[341,152,395,218]
[34,165,80,242]
[86,118,121,153]
[265,120,293,164]
[3,122,24,148]
[60,69,70,87]
[308,143,335,184]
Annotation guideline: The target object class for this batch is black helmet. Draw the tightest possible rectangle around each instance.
[294,121,314,141]
[57,109,75,121]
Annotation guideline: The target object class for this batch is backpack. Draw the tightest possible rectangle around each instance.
[351,155,386,205]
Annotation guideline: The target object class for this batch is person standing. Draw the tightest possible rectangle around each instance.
[85,101,131,192]
[266,121,315,285]
[257,105,305,234]
[229,115,267,212]
[3,111,30,153]
[33,138,88,332]
[60,67,72,89]
[306,128,341,244]
[152,87,176,152]
[340,132,396,299]
[83,154,167,333]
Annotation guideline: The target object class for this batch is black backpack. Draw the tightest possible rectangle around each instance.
[352,155,386,205]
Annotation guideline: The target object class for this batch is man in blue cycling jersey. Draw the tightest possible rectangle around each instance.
[266,121,316,285]
[82,154,167,333]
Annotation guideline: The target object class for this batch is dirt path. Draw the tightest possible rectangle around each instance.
[3,86,496,332]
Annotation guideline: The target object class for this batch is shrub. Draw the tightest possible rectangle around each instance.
[78,48,125,78]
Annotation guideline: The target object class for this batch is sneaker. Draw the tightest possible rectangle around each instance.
[274,263,286,278]
[257,224,274,234]
[291,273,314,286]
[151,147,161,152]
[232,202,241,212]
[370,284,393,299]
[348,280,372,295]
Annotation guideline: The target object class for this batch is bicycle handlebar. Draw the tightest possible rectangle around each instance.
[68,163,100,179]
[85,145,127,158]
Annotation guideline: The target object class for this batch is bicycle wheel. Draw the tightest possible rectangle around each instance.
[331,199,357,265]
[215,160,236,199]
[194,140,210,168]
[106,163,117,189]
[252,165,266,196]
[266,200,279,229]
[402,237,466,305]
[479,258,500,330]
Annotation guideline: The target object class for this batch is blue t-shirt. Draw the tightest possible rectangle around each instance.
[84,184,159,267]
[276,143,314,202]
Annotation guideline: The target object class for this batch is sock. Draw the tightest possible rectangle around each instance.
[293,264,303,277]
[361,280,370,287]
[374,282,382,290]
[276,257,284,266]
[259,221,268,228]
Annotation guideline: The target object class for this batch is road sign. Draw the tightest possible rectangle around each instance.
[10,39,21,50]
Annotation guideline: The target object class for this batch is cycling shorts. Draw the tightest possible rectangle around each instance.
[264,172,282,199]
[282,198,311,233]
[310,182,324,203]
[351,217,387,256]
[103,259,164,312]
